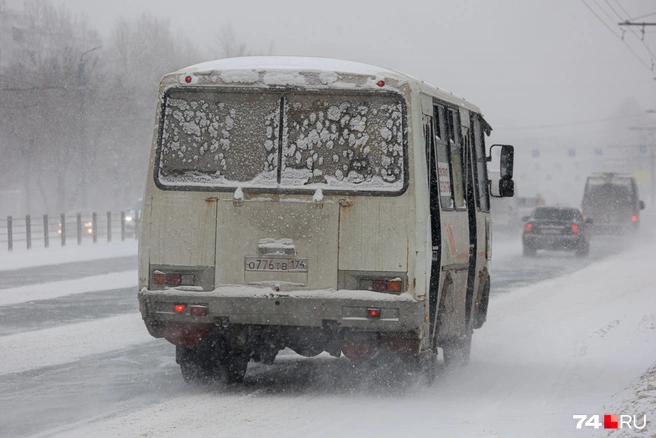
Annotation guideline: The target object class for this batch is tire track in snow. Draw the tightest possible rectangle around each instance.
[0,270,137,306]
[0,255,136,290]
[0,286,136,336]
[0,312,152,376]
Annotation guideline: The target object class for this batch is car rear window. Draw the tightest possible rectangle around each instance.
[533,208,579,221]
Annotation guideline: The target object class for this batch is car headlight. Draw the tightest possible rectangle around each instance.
[125,216,133,222]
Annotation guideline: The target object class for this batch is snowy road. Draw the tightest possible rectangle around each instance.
[1,232,655,437]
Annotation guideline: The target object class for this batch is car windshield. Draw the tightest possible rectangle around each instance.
[156,89,406,194]
[533,207,579,221]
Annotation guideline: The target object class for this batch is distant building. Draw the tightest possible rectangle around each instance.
[0,0,28,69]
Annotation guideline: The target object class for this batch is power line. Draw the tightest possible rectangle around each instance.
[581,0,623,37]
[612,0,656,64]
[627,11,656,21]
[579,0,655,73]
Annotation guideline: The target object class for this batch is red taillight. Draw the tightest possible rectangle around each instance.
[376,80,385,87]
[185,75,192,83]
[153,272,166,285]
[190,305,208,317]
[524,223,533,234]
[173,304,186,313]
[366,308,381,318]
[388,278,402,293]
[166,273,181,286]
[359,278,402,293]
[632,215,638,222]
[571,224,580,235]
[153,271,195,287]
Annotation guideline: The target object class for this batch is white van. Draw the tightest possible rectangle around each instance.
[137,57,515,384]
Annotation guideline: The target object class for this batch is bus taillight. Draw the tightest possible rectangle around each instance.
[359,277,403,293]
[173,304,187,313]
[153,271,166,285]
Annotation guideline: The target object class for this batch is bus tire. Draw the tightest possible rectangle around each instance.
[219,351,249,384]
[443,333,472,369]
[177,346,213,383]
[421,350,438,386]
[473,275,490,330]
[404,349,437,387]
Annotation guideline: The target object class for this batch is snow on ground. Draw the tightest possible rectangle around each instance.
[0,240,137,271]
[0,270,137,306]
[0,312,151,376]
[602,361,656,438]
[44,235,656,438]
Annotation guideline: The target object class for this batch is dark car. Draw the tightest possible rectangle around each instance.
[522,207,592,257]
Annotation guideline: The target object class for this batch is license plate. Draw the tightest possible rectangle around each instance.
[244,257,308,273]
[540,229,562,234]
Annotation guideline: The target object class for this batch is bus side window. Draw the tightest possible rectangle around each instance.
[434,105,454,209]
[472,115,490,212]
[447,109,466,210]
[424,116,433,188]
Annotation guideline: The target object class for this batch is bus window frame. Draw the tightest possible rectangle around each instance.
[433,100,468,212]
[471,113,490,213]
[447,107,467,212]
[433,104,455,211]
[152,86,410,197]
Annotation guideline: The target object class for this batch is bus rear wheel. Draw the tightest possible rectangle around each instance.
[177,342,249,384]
[443,333,472,369]
[219,351,249,384]
[403,349,437,386]
[178,346,214,383]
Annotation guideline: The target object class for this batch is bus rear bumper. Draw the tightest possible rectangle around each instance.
[138,286,425,334]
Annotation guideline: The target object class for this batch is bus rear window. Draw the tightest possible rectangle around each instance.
[156,89,406,194]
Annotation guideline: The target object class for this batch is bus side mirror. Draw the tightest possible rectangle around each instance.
[499,179,514,197]
[639,200,645,210]
[490,144,515,197]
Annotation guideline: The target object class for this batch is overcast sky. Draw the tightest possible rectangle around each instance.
[8,0,652,145]
[6,0,656,202]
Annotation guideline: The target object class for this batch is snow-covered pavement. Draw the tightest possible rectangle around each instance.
[0,313,150,375]
[1,233,655,437]
[0,240,137,271]
[0,270,137,306]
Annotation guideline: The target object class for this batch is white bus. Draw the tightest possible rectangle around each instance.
[137,57,515,384]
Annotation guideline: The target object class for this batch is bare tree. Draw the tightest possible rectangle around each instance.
[0,0,101,213]
[213,23,273,59]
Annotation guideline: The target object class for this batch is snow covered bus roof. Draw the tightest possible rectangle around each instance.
[166,56,483,115]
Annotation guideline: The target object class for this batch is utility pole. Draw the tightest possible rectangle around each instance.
[629,126,656,208]
[77,45,101,208]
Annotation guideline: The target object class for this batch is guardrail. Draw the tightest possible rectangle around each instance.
[0,211,139,251]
